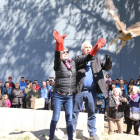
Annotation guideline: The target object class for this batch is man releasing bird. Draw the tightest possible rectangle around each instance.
[106,0,140,54]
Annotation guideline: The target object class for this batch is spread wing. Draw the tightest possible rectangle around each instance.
[106,0,126,31]
[127,22,140,37]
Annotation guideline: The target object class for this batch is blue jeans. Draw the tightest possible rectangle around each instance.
[49,92,73,140]
[73,89,97,136]
[96,106,105,114]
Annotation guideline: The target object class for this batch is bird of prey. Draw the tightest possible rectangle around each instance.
[106,0,140,54]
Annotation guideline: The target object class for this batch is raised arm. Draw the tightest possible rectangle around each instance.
[74,38,106,65]
[53,30,66,71]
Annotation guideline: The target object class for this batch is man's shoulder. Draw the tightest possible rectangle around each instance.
[75,54,83,58]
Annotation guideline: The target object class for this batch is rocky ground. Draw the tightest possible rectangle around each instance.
[0,118,140,140]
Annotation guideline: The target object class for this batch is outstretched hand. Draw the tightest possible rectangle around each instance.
[96,37,106,50]
[53,30,66,44]
[89,37,106,56]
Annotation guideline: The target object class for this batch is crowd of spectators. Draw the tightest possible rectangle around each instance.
[0,76,54,110]
[0,74,140,135]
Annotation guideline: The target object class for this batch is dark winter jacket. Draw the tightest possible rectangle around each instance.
[12,88,23,105]
[54,51,93,94]
[75,55,112,98]
[108,95,128,119]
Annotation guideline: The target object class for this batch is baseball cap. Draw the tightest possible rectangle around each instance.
[8,76,12,79]
[25,79,28,81]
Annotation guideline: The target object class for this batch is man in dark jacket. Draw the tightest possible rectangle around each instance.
[72,41,112,140]
[49,31,106,140]
[12,83,23,108]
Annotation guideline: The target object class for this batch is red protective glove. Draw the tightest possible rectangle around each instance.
[53,30,66,51]
[89,38,106,56]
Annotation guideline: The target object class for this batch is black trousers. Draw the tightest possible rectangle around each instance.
[126,117,139,135]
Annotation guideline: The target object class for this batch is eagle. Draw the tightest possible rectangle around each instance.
[106,0,140,54]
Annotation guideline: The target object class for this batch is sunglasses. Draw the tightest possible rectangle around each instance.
[61,51,69,54]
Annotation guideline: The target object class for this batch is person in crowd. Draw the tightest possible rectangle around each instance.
[129,79,134,85]
[136,81,140,88]
[72,39,112,140]
[124,82,129,89]
[12,83,23,108]
[2,81,12,101]
[8,76,15,89]
[108,84,116,96]
[137,76,140,82]
[24,80,32,108]
[24,81,32,95]
[120,85,126,98]
[115,79,119,86]
[49,79,55,86]
[126,86,140,135]
[112,79,116,85]
[0,95,7,107]
[39,81,49,110]
[96,93,105,114]
[25,82,40,109]
[3,94,11,108]
[49,30,106,140]
[120,85,127,123]
[124,80,127,83]
[134,80,137,85]
[0,81,3,94]
[25,79,28,85]
[109,80,115,91]
[108,88,127,134]
[34,80,40,91]
[19,77,27,108]
[105,74,112,84]
[105,83,114,117]
[46,79,52,110]
[128,83,134,95]
[106,83,111,96]
[106,80,111,87]
[116,79,128,96]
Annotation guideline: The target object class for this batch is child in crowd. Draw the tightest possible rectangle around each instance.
[105,74,112,84]
[126,86,140,135]
[3,94,11,108]
[108,88,127,134]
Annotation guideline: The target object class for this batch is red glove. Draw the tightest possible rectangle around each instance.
[89,38,106,56]
[53,30,66,51]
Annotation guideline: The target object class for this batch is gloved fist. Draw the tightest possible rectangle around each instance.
[89,38,106,56]
[106,54,112,65]
[53,30,66,44]
[53,30,66,51]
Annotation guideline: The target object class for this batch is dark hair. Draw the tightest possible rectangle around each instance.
[34,80,38,82]
[29,80,32,83]
[46,79,49,81]
[5,81,9,84]
[116,79,119,81]
[120,85,124,88]
[21,77,24,79]
[32,82,36,85]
